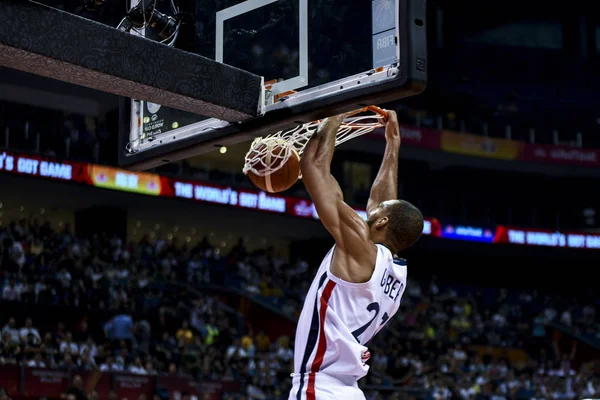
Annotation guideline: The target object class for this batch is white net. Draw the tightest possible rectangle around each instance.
[243,108,387,177]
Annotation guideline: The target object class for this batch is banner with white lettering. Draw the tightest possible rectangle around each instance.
[441,224,495,243]
[23,368,69,397]
[3,150,600,250]
[0,151,77,181]
[157,375,200,400]
[0,151,427,225]
[3,366,242,399]
[521,143,600,167]
[495,226,600,250]
[113,373,154,399]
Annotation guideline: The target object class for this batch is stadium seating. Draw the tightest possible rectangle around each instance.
[1,218,598,399]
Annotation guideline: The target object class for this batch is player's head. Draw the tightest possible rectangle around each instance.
[366,199,424,253]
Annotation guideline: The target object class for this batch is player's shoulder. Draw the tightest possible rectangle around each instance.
[392,257,407,267]
[374,243,403,261]
[373,244,406,270]
[373,244,406,274]
[391,257,408,279]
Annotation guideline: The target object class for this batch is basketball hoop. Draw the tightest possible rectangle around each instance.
[243,106,388,177]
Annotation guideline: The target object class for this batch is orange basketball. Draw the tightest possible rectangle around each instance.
[246,139,300,193]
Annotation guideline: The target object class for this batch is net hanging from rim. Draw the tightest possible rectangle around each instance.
[243,106,388,177]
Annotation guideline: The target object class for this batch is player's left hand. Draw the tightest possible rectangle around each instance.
[385,109,398,124]
[384,110,401,145]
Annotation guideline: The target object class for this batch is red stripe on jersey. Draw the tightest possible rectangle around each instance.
[306,280,336,400]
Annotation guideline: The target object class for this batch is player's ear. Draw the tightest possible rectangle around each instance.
[375,216,388,230]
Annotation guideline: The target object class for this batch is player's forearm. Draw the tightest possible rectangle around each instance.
[368,139,400,210]
[302,114,345,168]
[301,115,346,207]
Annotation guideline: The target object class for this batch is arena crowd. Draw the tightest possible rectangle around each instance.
[1,218,599,400]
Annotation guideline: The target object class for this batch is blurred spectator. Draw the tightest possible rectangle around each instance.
[176,320,194,345]
[1,318,19,343]
[103,308,133,346]
[2,280,20,301]
[20,318,41,343]
[256,330,271,353]
[59,332,79,355]
[62,374,87,400]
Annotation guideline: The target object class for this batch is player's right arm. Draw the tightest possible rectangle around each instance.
[366,111,401,215]
[301,113,377,281]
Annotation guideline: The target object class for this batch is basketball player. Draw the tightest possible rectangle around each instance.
[289,109,424,400]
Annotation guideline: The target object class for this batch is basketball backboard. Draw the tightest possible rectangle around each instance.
[118,0,427,170]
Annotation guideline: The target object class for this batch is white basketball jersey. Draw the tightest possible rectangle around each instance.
[292,244,407,388]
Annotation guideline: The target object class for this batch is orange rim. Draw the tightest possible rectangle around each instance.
[365,105,389,120]
[342,105,388,128]
[312,105,388,128]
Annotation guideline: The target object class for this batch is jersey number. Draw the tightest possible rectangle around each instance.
[351,302,389,344]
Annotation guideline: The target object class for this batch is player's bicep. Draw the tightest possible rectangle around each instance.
[308,185,371,252]
[366,198,379,216]
[302,158,371,251]
[337,200,372,251]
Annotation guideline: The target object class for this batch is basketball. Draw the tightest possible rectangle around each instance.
[245,139,301,193]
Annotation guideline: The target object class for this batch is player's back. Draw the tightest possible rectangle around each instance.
[290,244,407,399]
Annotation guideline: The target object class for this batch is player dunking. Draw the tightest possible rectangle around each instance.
[289,110,424,400]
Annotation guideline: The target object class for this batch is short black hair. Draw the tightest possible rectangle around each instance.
[386,200,424,251]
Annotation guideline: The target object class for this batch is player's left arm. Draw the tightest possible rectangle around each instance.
[366,111,401,215]
[300,114,373,254]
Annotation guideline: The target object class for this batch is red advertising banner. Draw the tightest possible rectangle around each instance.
[0,151,437,235]
[23,367,69,397]
[0,151,88,183]
[157,377,240,400]
[494,225,600,250]
[200,380,242,400]
[520,143,600,167]
[372,124,600,170]
[0,366,241,400]
[113,373,155,399]
[158,376,201,399]
[80,370,112,398]
[0,364,19,396]
[3,151,600,251]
